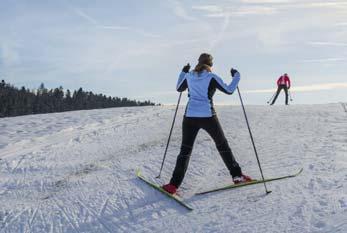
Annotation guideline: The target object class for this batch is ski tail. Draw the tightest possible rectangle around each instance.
[136,169,193,211]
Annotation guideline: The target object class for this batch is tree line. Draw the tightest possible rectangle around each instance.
[0,80,157,118]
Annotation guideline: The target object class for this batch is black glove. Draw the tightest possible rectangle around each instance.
[182,63,190,73]
[230,68,238,77]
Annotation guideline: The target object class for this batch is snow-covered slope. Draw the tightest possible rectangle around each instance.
[0,104,346,233]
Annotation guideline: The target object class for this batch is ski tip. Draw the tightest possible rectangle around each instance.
[297,168,304,175]
[136,169,141,177]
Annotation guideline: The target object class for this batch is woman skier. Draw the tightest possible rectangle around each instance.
[162,53,252,195]
[270,73,291,105]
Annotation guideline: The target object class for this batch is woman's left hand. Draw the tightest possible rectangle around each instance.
[182,63,191,73]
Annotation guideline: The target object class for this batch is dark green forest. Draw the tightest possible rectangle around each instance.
[0,80,157,118]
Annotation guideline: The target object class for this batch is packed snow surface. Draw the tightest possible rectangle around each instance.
[0,104,347,233]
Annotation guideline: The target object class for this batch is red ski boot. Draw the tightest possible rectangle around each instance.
[162,183,178,194]
[233,174,253,184]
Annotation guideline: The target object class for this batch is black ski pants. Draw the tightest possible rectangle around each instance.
[271,84,289,105]
[170,116,242,187]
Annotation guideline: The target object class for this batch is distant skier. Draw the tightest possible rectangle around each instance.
[162,53,252,195]
[270,73,291,105]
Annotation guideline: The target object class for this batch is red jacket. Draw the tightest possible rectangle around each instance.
[277,75,291,88]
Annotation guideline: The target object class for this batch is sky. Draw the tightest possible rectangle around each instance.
[0,0,347,105]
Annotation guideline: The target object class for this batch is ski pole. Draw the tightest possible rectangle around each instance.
[156,92,182,178]
[342,102,347,113]
[288,89,293,101]
[267,91,277,104]
[237,87,272,194]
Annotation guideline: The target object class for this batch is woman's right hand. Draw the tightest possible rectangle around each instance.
[230,68,240,77]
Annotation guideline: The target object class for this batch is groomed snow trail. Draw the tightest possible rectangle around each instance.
[0,104,346,233]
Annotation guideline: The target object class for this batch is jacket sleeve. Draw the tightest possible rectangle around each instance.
[210,72,240,95]
[277,77,281,86]
[176,72,188,92]
[286,77,291,88]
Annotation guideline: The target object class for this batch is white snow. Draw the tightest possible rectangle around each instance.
[0,104,347,233]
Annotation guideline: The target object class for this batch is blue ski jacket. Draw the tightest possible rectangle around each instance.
[176,70,240,117]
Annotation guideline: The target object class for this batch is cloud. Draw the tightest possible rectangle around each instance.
[192,5,224,16]
[74,8,99,25]
[241,0,347,8]
[301,2,347,8]
[209,13,230,50]
[190,5,232,50]
[192,4,277,18]
[308,41,347,47]
[233,6,277,16]
[335,22,347,26]
[135,82,347,103]
[299,58,347,63]
[245,82,347,93]
[73,8,160,38]
[0,41,21,67]
[191,5,261,50]
[241,0,291,3]
[170,0,196,21]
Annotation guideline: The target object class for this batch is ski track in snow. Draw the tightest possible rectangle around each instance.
[0,104,346,232]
